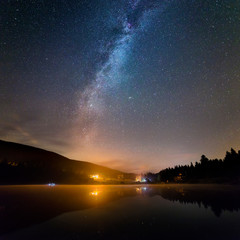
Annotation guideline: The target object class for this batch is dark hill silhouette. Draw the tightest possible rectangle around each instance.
[0,140,135,184]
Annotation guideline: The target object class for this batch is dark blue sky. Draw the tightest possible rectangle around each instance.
[1,0,240,172]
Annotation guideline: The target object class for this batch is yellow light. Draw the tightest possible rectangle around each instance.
[90,174,99,179]
[89,191,99,196]
[135,176,141,182]
[136,187,142,194]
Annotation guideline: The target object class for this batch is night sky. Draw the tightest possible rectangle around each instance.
[1,0,240,173]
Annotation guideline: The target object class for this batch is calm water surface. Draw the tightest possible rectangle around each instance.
[1,184,240,240]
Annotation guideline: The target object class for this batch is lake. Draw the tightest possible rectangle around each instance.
[1,184,240,240]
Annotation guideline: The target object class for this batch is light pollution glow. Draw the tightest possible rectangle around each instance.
[1,0,240,173]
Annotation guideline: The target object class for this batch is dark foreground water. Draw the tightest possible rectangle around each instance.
[1,184,240,240]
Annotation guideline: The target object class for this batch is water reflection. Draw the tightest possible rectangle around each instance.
[89,190,100,196]
[147,185,240,217]
[136,186,147,194]
[0,185,137,236]
[0,184,240,238]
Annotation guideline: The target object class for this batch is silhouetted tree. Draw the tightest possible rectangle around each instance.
[150,148,240,184]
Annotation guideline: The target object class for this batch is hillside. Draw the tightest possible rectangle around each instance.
[0,140,135,184]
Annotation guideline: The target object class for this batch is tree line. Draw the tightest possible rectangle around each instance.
[145,148,240,183]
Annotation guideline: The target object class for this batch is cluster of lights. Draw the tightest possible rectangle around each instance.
[89,191,99,196]
[136,187,148,194]
[47,183,56,187]
[89,190,100,198]
[90,174,99,179]
[135,176,147,183]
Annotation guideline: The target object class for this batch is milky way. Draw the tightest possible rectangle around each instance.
[78,1,164,130]
[1,0,240,172]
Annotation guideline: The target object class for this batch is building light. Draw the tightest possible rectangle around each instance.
[47,183,55,187]
[136,177,141,182]
[90,174,99,180]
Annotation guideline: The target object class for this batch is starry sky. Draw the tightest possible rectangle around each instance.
[1,0,240,173]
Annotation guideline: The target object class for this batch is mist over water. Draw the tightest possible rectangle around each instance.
[1,184,240,240]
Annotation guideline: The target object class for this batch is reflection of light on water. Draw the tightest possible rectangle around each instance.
[136,187,148,194]
[89,191,100,197]
[177,188,185,196]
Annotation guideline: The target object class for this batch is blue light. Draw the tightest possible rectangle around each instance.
[48,183,56,187]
